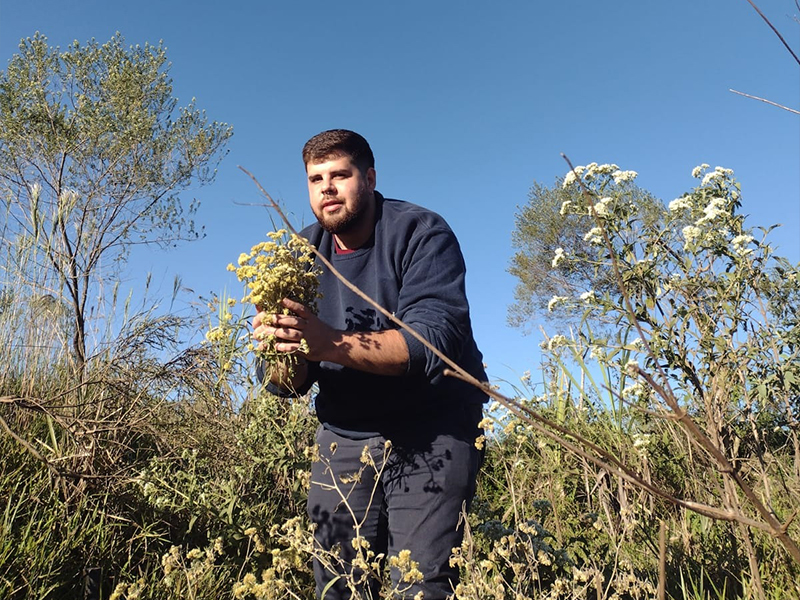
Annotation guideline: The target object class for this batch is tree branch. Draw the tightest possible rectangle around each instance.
[729,88,800,115]
[743,0,800,66]
[238,165,798,552]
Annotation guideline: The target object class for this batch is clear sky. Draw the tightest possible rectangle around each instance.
[2,0,798,393]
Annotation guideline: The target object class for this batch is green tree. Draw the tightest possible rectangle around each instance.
[0,32,232,377]
[507,168,663,332]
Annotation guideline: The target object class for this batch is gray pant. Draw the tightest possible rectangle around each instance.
[307,426,482,599]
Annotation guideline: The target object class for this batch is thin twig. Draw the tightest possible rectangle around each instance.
[240,165,800,560]
[658,520,666,600]
[730,88,800,115]
[241,162,776,536]
[0,413,106,481]
[744,0,800,66]
[0,413,55,471]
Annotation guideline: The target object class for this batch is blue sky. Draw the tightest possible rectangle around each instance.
[2,0,798,393]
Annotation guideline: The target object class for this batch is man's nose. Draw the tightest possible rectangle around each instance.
[322,179,336,194]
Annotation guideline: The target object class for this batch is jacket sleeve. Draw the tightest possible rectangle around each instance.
[395,225,473,382]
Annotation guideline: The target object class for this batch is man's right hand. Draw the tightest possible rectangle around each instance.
[252,305,310,390]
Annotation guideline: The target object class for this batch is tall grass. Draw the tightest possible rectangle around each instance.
[2,327,799,599]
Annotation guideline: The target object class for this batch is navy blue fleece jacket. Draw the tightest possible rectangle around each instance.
[275,193,487,438]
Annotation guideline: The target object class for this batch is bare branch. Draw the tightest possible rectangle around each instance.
[730,88,800,115]
[239,165,799,552]
[237,166,492,393]
[743,0,800,66]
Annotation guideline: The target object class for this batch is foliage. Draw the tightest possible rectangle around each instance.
[2,31,799,598]
[504,161,800,597]
[0,32,232,373]
[4,154,800,598]
[0,379,317,599]
[508,169,662,331]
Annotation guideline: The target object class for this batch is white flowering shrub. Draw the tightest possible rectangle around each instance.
[514,162,800,595]
[509,165,664,329]
[556,163,799,417]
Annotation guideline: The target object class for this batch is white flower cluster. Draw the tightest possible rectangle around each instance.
[731,234,754,256]
[589,344,607,361]
[551,247,566,268]
[628,337,645,350]
[562,167,585,188]
[668,196,692,213]
[584,163,618,179]
[547,295,569,312]
[673,164,746,253]
[580,290,596,303]
[695,197,729,225]
[591,196,613,217]
[612,169,638,184]
[541,334,569,350]
[701,166,734,186]
[562,163,637,188]
[583,226,605,245]
[622,382,647,400]
[682,225,702,249]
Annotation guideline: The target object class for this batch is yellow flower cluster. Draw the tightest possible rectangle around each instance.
[227,229,321,370]
[157,540,223,593]
[228,229,321,313]
[232,569,284,599]
[388,548,424,584]
[233,519,310,599]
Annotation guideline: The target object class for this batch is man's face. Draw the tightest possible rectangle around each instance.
[306,155,376,236]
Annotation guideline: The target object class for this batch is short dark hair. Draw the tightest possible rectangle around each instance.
[302,129,375,173]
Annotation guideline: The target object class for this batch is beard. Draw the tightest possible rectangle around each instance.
[315,204,362,235]
[314,189,371,235]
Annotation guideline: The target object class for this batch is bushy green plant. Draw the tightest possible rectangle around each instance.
[496,161,800,597]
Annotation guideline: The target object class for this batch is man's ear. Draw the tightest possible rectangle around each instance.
[367,167,376,192]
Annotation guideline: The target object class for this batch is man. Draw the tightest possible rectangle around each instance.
[253,129,487,599]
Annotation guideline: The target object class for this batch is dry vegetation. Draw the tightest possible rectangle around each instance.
[2,160,800,600]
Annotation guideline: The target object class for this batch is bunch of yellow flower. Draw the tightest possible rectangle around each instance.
[228,229,321,371]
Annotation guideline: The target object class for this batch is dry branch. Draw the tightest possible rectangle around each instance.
[729,89,800,115]
[238,165,800,563]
